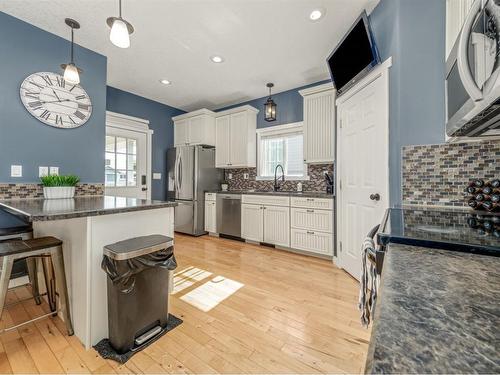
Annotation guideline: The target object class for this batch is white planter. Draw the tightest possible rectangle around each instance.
[43,186,76,199]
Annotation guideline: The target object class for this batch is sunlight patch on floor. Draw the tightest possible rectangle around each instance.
[172,266,213,294]
[180,275,244,312]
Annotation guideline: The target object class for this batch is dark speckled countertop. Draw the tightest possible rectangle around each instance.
[365,243,500,374]
[0,196,177,222]
[209,190,334,199]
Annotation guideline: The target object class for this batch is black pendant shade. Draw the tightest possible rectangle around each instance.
[264,83,277,122]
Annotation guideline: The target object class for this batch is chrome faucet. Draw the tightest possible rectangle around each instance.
[274,164,285,192]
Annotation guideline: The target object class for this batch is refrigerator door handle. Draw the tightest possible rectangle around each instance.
[174,152,180,194]
[179,156,183,190]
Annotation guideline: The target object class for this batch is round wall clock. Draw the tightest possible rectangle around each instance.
[19,72,92,129]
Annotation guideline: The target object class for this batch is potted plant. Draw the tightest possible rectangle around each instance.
[40,175,80,199]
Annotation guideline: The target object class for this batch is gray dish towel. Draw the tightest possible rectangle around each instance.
[358,236,379,327]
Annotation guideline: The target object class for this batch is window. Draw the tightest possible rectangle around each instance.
[105,135,137,187]
[257,123,308,180]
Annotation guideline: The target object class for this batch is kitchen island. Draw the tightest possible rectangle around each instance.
[365,243,500,374]
[0,196,177,349]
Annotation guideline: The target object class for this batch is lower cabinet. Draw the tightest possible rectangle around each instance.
[290,229,332,255]
[204,200,217,233]
[241,203,289,247]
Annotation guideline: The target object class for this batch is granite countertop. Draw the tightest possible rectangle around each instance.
[0,196,177,222]
[208,190,334,199]
[365,243,500,374]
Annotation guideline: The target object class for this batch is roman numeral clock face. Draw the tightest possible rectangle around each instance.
[20,72,92,128]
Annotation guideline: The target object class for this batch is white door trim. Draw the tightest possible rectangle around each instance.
[105,111,153,200]
[334,57,392,269]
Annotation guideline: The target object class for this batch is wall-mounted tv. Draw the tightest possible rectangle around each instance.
[327,11,380,96]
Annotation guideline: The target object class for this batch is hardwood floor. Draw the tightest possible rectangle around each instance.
[0,234,370,374]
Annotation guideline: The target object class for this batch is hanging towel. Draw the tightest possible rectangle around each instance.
[358,236,379,327]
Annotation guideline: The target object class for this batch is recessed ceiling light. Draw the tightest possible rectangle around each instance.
[310,9,325,21]
[159,79,171,85]
[210,55,224,63]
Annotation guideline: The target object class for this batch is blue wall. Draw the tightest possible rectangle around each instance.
[106,87,185,200]
[370,0,446,206]
[0,12,107,183]
[217,80,330,128]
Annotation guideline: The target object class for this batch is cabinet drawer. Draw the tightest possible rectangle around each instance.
[242,195,290,207]
[205,192,217,201]
[290,197,333,210]
[290,229,332,255]
[291,208,332,233]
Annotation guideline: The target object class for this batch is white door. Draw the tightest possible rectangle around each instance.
[241,204,263,242]
[229,111,248,167]
[105,127,148,199]
[174,119,189,146]
[263,205,290,247]
[337,70,389,280]
[215,115,231,167]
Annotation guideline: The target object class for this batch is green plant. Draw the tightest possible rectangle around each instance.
[40,175,80,187]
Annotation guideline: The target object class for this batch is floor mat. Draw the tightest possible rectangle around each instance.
[93,314,183,364]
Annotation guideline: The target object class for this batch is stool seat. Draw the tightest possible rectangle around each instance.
[104,234,173,260]
[0,236,62,256]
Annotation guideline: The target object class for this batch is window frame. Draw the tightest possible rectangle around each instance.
[256,122,309,181]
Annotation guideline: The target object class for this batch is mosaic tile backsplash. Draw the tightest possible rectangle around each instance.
[0,183,104,200]
[224,164,334,192]
[402,140,500,207]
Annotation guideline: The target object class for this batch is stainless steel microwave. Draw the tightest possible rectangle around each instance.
[446,0,500,137]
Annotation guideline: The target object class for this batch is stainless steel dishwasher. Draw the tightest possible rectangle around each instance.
[216,194,241,238]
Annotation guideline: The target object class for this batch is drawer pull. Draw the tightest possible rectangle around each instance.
[307,231,315,235]
[306,209,314,213]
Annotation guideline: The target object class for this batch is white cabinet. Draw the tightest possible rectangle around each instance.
[241,203,264,242]
[291,208,333,233]
[173,109,216,147]
[204,193,217,233]
[299,83,335,164]
[215,105,258,168]
[446,0,474,60]
[241,195,289,247]
[290,229,332,255]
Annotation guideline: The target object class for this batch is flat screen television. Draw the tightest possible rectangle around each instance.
[327,11,380,96]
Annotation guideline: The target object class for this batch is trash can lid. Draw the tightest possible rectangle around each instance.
[103,234,174,260]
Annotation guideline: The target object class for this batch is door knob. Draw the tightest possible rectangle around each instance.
[370,193,380,201]
[142,187,148,191]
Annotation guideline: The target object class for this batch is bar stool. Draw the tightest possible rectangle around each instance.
[0,236,73,335]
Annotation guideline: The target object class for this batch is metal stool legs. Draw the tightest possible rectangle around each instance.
[50,246,73,336]
[41,257,57,312]
[26,258,42,305]
[0,256,14,320]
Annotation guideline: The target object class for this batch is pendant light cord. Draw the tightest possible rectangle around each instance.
[70,26,74,64]
[119,0,122,18]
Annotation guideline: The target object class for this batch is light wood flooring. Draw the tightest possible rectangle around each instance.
[0,234,370,374]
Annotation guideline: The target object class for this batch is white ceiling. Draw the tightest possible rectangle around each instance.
[1,0,379,111]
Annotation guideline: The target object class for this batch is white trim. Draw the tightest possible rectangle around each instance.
[335,57,393,105]
[105,111,153,200]
[172,108,215,121]
[298,82,335,97]
[256,121,309,180]
[215,104,259,117]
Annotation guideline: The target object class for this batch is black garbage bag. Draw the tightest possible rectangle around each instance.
[101,246,176,293]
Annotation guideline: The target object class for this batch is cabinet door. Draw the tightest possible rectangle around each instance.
[188,115,205,145]
[174,119,189,146]
[229,111,248,166]
[291,228,332,255]
[241,204,263,242]
[263,205,290,247]
[303,90,335,163]
[290,208,333,233]
[204,201,216,233]
[215,115,231,167]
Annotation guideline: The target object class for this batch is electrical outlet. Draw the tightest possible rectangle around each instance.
[39,166,49,177]
[228,173,233,180]
[243,173,249,180]
[49,167,59,175]
[10,165,22,177]
[153,173,162,180]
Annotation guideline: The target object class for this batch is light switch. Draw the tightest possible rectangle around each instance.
[39,166,49,177]
[153,173,162,180]
[243,173,249,180]
[228,173,233,180]
[10,165,22,177]
[49,167,59,175]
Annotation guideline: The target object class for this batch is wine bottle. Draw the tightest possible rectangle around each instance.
[466,186,477,194]
[482,201,497,211]
[483,186,493,195]
[490,179,500,188]
[483,220,494,231]
[468,199,479,209]
[473,179,485,188]
[475,193,485,202]
[491,194,500,203]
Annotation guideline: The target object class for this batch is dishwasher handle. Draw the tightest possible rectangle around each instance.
[218,194,241,200]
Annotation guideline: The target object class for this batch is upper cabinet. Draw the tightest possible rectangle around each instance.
[173,109,216,147]
[445,0,474,60]
[299,83,335,164]
[215,105,259,168]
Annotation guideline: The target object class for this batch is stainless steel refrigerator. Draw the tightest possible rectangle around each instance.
[167,145,223,236]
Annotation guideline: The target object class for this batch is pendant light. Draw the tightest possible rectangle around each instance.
[60,18,82,85]
[264,83,277,122]
[107,0,134,48]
